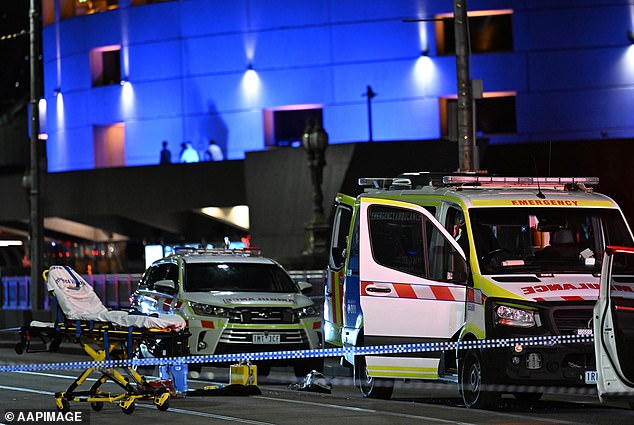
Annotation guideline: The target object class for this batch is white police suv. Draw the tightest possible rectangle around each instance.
[131,248,323,376]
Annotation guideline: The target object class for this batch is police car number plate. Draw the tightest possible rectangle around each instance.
[253,334,280,344]
[585,370,598,384]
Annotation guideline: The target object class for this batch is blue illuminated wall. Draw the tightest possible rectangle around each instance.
[42,0,634,172]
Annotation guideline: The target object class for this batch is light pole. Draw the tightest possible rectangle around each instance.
[28,0,44,314]
[454,0,475,172]
[301,121,329,257]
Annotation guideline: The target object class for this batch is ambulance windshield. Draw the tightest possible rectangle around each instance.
[469,208,633,274]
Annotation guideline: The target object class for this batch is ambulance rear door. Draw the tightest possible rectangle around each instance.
[359,197,468,380]
[593,246,634,404]
[324,193,355,346]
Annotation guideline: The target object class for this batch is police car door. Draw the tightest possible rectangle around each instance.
[593,246,634,403]
[360,198,468,380]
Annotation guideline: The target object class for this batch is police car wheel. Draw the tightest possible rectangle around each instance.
[459,350,500,409]
[356,356,394,399]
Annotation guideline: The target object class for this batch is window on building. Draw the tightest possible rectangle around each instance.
[131,0,174,5]
[435,10,513,56]
[439,93,517,139]
[60,0,119,20]
[90,46,121,87]
[93,123,125,168]
[263,105,323,148]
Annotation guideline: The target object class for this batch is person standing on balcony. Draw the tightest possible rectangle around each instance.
[204,139,224,161]
[180,141,200,163]
[159,141,172,164]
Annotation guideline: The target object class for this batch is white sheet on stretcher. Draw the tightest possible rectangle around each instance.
[46,265,186,331]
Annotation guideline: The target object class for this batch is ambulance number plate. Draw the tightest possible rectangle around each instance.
[253,334,280,344]
[585,370,598,384]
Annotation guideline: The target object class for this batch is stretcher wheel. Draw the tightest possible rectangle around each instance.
[121,402,135,415]
[90,401,104,412]
[56,399,70,413]
[154,398,169,411]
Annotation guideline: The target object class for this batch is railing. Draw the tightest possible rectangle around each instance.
[1,270,325,311]
[1,274,142,311]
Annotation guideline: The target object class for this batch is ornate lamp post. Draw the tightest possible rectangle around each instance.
[301,121,329,257]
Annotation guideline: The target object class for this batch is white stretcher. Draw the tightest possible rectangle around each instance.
[16,266,189,414]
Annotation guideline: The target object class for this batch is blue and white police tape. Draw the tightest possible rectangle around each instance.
[0,333,594,373]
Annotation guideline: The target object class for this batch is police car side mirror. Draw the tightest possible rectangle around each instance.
[155,279,177,293]
[298,281,313,295]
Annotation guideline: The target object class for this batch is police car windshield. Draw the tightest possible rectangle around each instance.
[184,263,299,292]
[469,208,633,274]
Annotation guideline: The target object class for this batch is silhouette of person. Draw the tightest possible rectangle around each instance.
[180,141,200,163]
[204,139,224,161]
[159,141,171,164]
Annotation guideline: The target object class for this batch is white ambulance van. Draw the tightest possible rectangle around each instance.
[324,173,634,408]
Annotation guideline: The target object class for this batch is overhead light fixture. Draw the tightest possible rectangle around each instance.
[120,79,128,86]
[628,30,634,44]
[421,46,430,56]
[54,88,61,96]
[247,63,253,70]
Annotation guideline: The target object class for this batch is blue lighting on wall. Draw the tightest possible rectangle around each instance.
[41,1,634,172]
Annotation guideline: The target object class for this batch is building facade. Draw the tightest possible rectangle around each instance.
[41,0,634,172]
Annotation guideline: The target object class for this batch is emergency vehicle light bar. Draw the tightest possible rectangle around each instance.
[443,176,599,186]
[172,247,262,257]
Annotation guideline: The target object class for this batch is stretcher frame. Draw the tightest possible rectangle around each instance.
[17,270,189,414]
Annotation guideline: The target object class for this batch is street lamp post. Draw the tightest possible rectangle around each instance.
[28,0,44,314]
[301,121,329,257]
[363,85,376,143]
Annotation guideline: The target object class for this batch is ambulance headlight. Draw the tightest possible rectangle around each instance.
[495,304,536,328]
[189,302,231,317]
[295,305,319,319]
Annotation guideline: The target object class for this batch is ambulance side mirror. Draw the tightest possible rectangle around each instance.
[449,253,469,285]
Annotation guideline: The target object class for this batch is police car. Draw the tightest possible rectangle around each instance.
[131,248,323,376]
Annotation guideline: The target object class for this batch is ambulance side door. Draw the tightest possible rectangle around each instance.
[324,194,355,346]
[360,198,468,347]
[593,246,634,400]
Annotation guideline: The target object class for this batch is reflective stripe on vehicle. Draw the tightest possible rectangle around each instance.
[361,281,469,302]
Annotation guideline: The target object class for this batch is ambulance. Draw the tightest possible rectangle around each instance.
[324,172,634,408]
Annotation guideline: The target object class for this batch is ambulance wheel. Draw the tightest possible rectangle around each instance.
[121,402,135,415]
[90,401,104,411]
[356,356,394,399]
[459,350,500,409]
[513,392,542,403]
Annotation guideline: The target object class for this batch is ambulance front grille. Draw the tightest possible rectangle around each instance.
[552,306,594,335]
